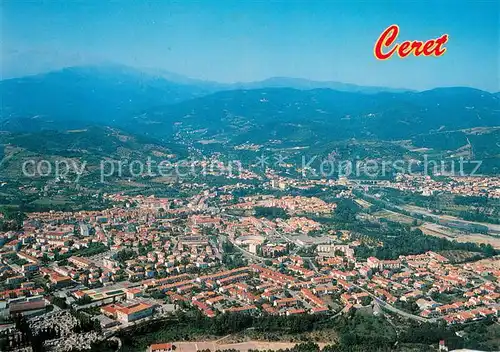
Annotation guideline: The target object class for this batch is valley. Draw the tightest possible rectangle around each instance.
[0,64,499,352]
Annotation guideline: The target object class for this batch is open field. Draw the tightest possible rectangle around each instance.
[171,341,328,352]
[372,210,415,224]
[354,198,372,209]
[439,250,483,263]
[404,205,500,234]
[420,223,500,249]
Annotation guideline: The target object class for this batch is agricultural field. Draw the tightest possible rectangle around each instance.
[170,341,328,352]
[372,210,415,224]
[420,223,500,249]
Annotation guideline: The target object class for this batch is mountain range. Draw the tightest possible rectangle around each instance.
[0,64,413,129]
[129,86,499,142]
[0,63,499,175]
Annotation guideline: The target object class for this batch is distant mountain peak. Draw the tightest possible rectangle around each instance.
[227,76,413,94]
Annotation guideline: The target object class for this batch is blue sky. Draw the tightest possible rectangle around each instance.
[1,1,498,91]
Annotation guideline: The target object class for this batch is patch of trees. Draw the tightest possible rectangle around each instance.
[454,195,489,206]
[119,311,327,349]
[76,242,109,257]
[354,225,496,260]
[75,295,92,306]
[222,253,247,270]
[138,242,154,256]
[254,206,289,220]
[458,210,499,224]
[399,321,464,350]
[115,248,136,263]
[0,207,25,231]
[333,199,360,223]
[50,296,68,309]
[54,242,108,262]
[461,318,500,351]
[222,241,236,254]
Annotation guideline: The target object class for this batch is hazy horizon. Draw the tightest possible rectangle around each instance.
[2,1,499,91]
[3,62,500,94]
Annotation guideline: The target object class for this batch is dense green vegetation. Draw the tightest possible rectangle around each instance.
[358,188,499,226]
[333,199,360,223]
[0,207,25,231]
[109,308,497,352]
[255,206,289,220]
[354,223,496,260]
[54,242,108,263]
[222,241,247,269]
[458,209,499,224]
[0,192,113,214]
[411,130,468,151]
[454,195,490,206]
[132,87,500,145]
[115,248,137,263]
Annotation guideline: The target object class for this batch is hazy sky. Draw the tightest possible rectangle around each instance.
[2,1,499,91]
